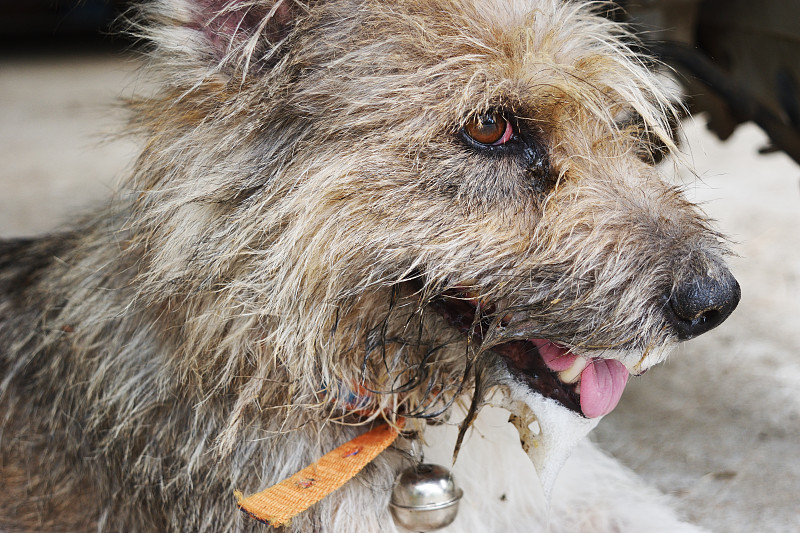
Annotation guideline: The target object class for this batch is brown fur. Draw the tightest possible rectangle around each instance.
[0,1,735,531]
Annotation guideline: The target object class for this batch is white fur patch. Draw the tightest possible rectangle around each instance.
[421,406,708,532]
[498,381,600,498]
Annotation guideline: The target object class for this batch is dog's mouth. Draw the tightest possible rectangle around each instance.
[427,289,630,419]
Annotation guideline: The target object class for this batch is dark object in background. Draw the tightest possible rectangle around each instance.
[0,0,131,41]
[614,0,800,166]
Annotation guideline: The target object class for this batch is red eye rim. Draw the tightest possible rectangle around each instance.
[463,111,514,146]
[492,118,514,145]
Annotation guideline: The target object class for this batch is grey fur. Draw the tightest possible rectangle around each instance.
[0,0,736,531]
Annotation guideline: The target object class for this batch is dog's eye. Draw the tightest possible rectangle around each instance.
[464,111,512,145]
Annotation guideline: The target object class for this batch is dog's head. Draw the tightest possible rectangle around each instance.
[131,0,740,488]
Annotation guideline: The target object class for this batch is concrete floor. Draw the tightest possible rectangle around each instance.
[1,50,799,532]
[0,49,140,236]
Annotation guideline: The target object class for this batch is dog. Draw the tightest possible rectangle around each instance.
[0,0,740,531]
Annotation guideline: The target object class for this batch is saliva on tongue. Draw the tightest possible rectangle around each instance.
[531,339,630,418]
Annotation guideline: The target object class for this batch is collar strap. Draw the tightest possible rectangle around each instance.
[237,419,405,527]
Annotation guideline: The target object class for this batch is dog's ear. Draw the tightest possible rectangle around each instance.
[198,0,300,50]
[149,0,308,69]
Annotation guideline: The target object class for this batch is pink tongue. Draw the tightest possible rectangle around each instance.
[579,359,629,418]
[532,339,630,418]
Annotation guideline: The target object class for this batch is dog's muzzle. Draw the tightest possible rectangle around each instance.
[427,289,630,420]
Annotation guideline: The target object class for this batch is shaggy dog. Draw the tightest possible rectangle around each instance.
[0,0,740,531]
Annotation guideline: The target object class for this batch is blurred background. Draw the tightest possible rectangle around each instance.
[1,1,799,532]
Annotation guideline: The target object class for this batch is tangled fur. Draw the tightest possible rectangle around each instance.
[0,1,735,531]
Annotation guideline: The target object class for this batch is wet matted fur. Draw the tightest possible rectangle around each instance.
[0,1,739,531]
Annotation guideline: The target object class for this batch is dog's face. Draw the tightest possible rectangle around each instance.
[135,0,739,487]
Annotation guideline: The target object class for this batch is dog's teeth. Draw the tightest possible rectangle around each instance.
[558,357,588,384]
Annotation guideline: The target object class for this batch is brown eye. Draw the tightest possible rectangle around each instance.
[464,111,512,145]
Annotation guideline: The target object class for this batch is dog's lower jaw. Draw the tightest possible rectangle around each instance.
[495,375,601,499]
[425,285,641,495]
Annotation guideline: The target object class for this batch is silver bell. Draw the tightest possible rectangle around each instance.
[389,463,463,532]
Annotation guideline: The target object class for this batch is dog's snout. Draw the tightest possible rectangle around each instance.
[665,268,741,340]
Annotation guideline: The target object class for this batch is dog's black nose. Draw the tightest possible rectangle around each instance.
[665,268,741,340]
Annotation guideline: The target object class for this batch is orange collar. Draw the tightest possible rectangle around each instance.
[237,419,405,527]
